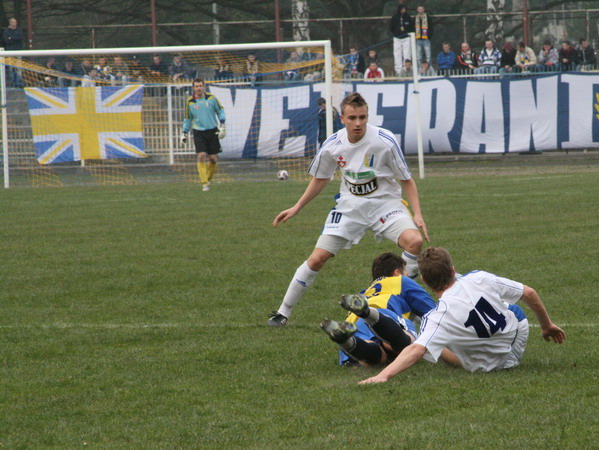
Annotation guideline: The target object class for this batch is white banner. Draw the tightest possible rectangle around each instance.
[205,73,599,158]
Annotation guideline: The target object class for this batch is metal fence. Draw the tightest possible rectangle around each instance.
[15,9,599,85]
[23,9,599,52]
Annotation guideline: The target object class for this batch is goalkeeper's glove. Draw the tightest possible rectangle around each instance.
[180,132,188,145]
[217,124,226,140]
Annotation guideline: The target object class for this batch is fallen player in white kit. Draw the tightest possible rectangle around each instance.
[359,247,566,384]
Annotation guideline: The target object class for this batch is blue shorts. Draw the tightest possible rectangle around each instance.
[508,304,527,322]
[339,308,417,365]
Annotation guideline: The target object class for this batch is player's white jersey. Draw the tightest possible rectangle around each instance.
[308,124,411,199]
[416,271,526,372]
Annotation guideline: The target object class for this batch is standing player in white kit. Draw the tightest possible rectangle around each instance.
[267,92,429,327]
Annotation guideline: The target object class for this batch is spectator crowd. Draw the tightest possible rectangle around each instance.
[2,9,599,89]
[387,3,597,79]
[344,3,597,80]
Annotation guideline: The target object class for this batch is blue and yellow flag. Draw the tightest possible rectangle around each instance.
[25,85,147,164]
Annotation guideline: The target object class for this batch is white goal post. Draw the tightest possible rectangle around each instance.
[408,32,425,179]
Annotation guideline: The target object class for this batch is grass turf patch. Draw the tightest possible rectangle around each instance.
[1,170,598,447]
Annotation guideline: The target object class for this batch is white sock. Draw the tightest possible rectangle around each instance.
[402,251,419,279]
[278,261,319,318]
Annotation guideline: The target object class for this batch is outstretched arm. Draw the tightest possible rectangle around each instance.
[273,177,331,228]
[520,286,565,344]
[359,343,427,384]
[400,178,429,241]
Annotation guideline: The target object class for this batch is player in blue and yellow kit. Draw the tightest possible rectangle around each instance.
[321,252,436,366]
[180,78,226,191]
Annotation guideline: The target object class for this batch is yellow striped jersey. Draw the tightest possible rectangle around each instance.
[346,275,436,324]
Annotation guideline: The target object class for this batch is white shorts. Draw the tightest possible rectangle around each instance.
[509,319,530,366]
[315,196,417,255]
[494,319,530,371]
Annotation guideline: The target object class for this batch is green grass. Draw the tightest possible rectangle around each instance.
[1,169,598,448]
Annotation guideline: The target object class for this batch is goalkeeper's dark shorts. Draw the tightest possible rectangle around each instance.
[193,128,222,155]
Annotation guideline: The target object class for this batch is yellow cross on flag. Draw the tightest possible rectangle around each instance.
[25,85,146,164]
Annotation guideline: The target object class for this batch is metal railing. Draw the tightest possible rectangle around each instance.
[21,9,599,53]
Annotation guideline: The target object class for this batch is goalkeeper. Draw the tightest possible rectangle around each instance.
[180,78,226,191]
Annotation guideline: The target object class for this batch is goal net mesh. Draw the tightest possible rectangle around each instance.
[1,42,339,188]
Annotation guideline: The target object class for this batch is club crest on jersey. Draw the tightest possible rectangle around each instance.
[364,154,374,167]
[337,156,347,168]
[344,177,379,196]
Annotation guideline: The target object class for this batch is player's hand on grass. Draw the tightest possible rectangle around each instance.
[358,375,389,385]
[273,207,298,228]
[543,324,566,344]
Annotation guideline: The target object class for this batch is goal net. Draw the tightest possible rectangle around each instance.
[0,41,336,188]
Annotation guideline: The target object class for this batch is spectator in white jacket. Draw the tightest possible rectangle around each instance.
[514,41,537,72]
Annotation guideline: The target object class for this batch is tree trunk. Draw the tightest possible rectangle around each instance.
[487,0,505,45]
[291,0,310,42]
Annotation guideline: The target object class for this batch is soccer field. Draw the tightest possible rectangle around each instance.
[1,157,598,447]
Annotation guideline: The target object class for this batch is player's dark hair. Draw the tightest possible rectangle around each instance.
[371,252,406,280]
[418,247,454,292]
[192,77,205,85]
[340,92,368,115]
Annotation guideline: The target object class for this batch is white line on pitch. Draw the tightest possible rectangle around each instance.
[529,323,595,328]
[0,323,184,329]
[0,322,595,329]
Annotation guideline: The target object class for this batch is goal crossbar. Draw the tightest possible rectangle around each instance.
[0,40,333,58]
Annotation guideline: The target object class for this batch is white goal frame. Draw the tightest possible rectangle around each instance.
[0,40,333,188]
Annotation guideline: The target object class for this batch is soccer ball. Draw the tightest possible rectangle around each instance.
[277,170,289,181]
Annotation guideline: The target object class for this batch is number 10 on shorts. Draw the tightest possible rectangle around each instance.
[330,211,343,224]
